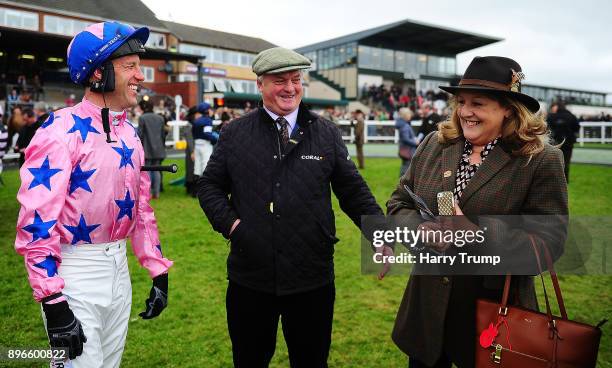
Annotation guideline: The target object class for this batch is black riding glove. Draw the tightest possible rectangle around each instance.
[139,273,168,319]
[43,300,87,360]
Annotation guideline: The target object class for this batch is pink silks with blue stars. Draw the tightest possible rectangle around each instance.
[15,98,173,302]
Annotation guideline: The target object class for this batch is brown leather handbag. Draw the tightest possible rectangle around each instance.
[398,146,412,160]
[475,236,605,367]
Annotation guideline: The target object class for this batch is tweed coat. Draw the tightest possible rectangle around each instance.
[386,131,568,366]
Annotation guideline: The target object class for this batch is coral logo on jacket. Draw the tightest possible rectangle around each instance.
[301,155,324,161]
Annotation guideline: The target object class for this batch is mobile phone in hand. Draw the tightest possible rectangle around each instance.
[437,191,455,216]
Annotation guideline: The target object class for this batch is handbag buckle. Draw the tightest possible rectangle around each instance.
[498,307,508,316]
[490,344,503,364]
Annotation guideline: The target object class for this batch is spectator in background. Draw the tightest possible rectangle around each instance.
[192,102,217,181]
[7,106,25,151]
[17,74,27,91]
[353,109,366,169]
[154,98,171,122]
[0,113,7,182]
[8,87,20,103]
[396,107,418,177]
[417,101,442,141]
[33,73,44,101]
[244,101,252,114]
[138,99,167,198]
[15,108,44,167]
[547,102,579,183]
[220,109,232,132]
[65,93,76,107]
[33,101,49,121]
[184,105,198,196]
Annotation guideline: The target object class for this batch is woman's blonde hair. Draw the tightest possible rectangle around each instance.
[438,93,549,157]
[399,107,413,121]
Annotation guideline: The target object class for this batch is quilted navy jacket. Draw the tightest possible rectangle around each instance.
[198,103,383,295]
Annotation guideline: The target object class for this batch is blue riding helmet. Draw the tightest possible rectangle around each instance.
[197,102,211,113]
[67,21,149,85]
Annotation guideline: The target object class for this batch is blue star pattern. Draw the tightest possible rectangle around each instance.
[69,162,96,194]
[33,254,59,277]
[41,112,57,129]
[156,244,163,256]
[28,156,63,191]
[112,140,135,169]
[67,114,100,142]
[64,214,100,245]
[23,211,57,243]
[115,190,135,220]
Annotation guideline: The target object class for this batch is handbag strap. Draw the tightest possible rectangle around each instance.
[500,274,512,313]
[499,236,568,321]
[531,236,568,320]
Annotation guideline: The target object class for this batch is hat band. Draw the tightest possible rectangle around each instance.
[459,79,511,91]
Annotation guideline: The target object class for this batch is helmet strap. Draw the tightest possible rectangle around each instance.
[90,61,116,144]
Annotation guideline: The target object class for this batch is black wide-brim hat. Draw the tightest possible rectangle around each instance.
[439,56,540,113]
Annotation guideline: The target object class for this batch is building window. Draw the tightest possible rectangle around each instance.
[229,79,244,93]
[44,15,90,36]
[445,58,456,75]
[179,43,212,60]
[0,7,38,31]
[211,78,228,92]
[358,45,393,71]
[146,32,166,49]
[142,66,154,82]
[178,74,197,82]
[179,44,257,68]
[202,77,214,92]
[382,49,394,71]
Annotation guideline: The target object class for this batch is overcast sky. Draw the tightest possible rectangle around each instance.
[142,0,611,102]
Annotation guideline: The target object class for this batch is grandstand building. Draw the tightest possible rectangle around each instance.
[295,19,500,107]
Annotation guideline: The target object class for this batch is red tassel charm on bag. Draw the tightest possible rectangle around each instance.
[479,322,498,348]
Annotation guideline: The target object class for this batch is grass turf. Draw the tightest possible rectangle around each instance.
[0,158,610,367]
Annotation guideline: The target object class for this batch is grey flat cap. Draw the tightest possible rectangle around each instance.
[252,47,311,76]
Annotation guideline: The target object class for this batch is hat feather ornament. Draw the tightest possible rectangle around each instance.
[510,69,525,92]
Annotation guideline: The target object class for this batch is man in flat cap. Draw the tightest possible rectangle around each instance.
[198,47,390,367]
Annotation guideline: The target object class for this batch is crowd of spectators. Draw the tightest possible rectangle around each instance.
[577,112,611,122]
[2,72,46,105]
[360,83,449,119]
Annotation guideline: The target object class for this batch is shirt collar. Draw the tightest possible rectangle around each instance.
[463,137,500,161]
[263,105,298,132]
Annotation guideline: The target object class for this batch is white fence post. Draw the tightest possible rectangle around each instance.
[576,121,612,145]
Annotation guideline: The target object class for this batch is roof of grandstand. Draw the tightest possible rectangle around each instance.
[295,18,502,56]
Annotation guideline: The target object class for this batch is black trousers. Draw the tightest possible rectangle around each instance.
[560,143,573,183]
[226,281,335,368]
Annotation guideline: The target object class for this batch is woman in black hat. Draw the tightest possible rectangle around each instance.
[385,56,568,367]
